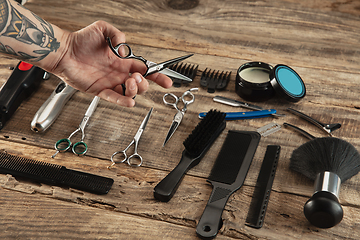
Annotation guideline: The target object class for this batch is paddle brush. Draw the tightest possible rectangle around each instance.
[154,109,226,202]
[290,136,360,228]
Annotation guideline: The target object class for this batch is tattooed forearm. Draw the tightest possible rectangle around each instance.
[0,0,59,61]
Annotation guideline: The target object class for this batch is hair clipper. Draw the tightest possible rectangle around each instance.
[0,61,46,130]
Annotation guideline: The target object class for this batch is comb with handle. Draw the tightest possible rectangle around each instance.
[196,130,261,239]
[0,151,113,194]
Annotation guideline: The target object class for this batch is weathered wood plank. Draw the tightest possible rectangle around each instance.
[1,140,360,239]
[24,0,360,74]
[0,189,235,240]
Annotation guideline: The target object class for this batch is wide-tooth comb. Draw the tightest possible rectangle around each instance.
[169,62,198,87]
[0,151,114,194]
[154,109,226,202]
[196,130,260,239]
[200,68,231,93]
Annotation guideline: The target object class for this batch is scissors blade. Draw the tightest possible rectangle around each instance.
[147,60,193,82]
[139,107,153,131]
[159,68,193,82]
[163,111,183,146]
[85,96,100,117]
[146,54,194,77]
[133,107,153,142]
[79,96,100,129]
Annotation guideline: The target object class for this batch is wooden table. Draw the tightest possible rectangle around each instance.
[1,0,360,239]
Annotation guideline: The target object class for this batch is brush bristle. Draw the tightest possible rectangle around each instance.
[290,137,360,182]
[183,109,226,157]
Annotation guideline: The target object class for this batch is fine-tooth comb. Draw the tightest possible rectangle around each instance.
[169,62,198,87]
[200,68,231,93]
[0,151,114,194]
[246,145,281,228]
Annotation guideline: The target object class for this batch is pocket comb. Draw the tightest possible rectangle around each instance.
[0,151,114,194]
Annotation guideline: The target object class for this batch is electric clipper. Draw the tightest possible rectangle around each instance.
[0,61,46,130]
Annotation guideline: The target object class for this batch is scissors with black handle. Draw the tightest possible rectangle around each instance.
[107,37,193,80]
[109,107,153,168]
[163,88,198,146]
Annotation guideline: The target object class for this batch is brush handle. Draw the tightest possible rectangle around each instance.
[154,152,199,202]
[304,191,343,228]
[196,182,232,239]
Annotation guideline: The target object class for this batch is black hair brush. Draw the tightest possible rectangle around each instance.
[286,123,360,228]
[154,109,226,202]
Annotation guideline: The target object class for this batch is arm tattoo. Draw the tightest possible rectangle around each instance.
[0,0,60,61]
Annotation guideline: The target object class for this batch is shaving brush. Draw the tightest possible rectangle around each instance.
[290,137,360,228]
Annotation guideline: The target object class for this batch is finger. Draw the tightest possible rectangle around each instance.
[98,88,135,107]
[95,20,126,44]
[146,72,173,89]
[124,77,138,98]
[132,73,149,94]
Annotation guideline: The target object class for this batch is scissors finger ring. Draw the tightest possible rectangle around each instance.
[110,150,128,164]
[163,93,180,109]
[72,141,88,156]
[127,154,143,168]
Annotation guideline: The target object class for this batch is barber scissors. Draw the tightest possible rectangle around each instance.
[163,88,198,146]
[109,107,153,168]
[51,96,100,158]
[107,37,193,79]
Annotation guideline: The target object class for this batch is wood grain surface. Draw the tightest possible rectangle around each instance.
[0,0,360,239]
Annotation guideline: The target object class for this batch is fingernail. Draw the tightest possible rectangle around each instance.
[135,75,142,84]
[129,82,136,91]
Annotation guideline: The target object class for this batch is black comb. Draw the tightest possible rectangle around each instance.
[196,130,260,239]
[169,62,198,87]
[0,151,114,194]
[200,68,231,93]
[154,109,226,202]
[245,145,281,228]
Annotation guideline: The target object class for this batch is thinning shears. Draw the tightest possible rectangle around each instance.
[109,107,153,168]
[163,88,198,146]
[51,96,100,158]
[107,37,193,80]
